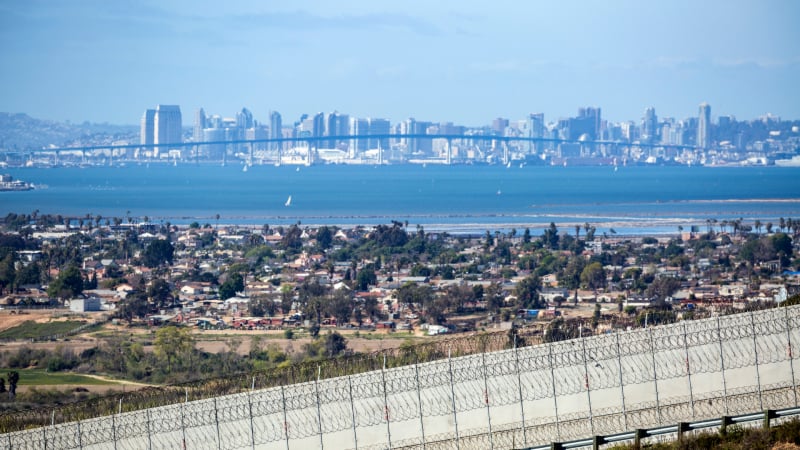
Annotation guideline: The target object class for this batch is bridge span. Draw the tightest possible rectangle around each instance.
[4,305,799,449]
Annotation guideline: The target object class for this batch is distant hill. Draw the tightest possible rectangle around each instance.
[0,112,138,151]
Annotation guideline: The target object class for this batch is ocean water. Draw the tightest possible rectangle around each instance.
[2,164,800,235]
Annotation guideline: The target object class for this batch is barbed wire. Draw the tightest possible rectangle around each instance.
[2,304,799,449]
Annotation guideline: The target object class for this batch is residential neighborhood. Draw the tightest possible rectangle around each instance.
[2,214,799,342]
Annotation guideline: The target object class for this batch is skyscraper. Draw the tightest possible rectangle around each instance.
[140,109,155,146]
[193,108,206,143]
[526,113,544,153]
[236,108,254,130]
[697,103,711,149]
[154,105,182,146]
[349,117,370,155]
[269,111,282,152]
[368,118,391,150]
[642,107,658,143]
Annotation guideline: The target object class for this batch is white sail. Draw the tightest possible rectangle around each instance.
[285,195,292,207]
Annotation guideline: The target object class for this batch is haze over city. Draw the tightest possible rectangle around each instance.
[1,0,799,125]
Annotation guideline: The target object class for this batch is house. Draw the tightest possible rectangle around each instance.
[70,297,102,312]
[540,287,569,303]
[719,284,750,298]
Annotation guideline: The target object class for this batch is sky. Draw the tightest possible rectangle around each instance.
[1,0,799,127]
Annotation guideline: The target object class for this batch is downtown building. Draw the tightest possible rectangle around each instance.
[141,105,183,157]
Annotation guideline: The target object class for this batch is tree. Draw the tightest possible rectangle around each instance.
[47,265,84,300]
[356,265,377,290]
[522,227,531,244]
[7,371,19,399]
[592,303,601,329]
[154,326,194,373]
[514,274,543,309]
[580,262,607,290]
[280,224,303,251]
[645,277,682,301]
[142,239,174,268]
[316,226,333,249]
[249,294,276,317]
[0,377,5,394]
[147,278,173,308]
[542,222,559,249]
[219,272,244,300]
[117,290,150,323]
[324,332,347,357]
[325,290,353,326]
[0,253,15,295]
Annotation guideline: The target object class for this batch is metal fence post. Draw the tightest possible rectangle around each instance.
[414,363,427,449]
[348,375,359,450]
[447,348,461,449]
[615,332,628,430]
[648,327,662,425]
[214,398,221,450]
[682,322,695,419]
[182,388,188,450]
[112,406,118,450]
[785,306,798,406]
[717,316,729,414]
[245,378,254,450]
[481,351,494,450]
[380,355,392,449]
[750,311,764,410]
[280,384,290,450]
[146,408,153,450]
[548,341,561,441]
[513,336,528,445]
[315,365,324,450]
[580,332,594,435]
[77,420,83,450]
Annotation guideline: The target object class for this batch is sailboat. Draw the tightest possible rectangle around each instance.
[285,195,292,207]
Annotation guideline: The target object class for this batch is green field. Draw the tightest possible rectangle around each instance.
[0,320,87,340]
[0,369,115,386]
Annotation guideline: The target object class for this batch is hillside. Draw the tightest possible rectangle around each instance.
[0,112,137,150]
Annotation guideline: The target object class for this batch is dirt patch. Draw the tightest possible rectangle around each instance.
[0,310,54,332]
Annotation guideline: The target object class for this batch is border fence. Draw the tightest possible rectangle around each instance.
[3,305,800,449]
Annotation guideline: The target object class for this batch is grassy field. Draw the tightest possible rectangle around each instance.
[0,369,115,386]
[0,320,87,340]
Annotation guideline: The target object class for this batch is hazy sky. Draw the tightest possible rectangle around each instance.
[1,0,798,126]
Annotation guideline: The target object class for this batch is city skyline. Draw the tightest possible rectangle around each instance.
[1,1,798,126]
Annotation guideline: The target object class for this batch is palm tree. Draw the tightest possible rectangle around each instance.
[754,220,762,234]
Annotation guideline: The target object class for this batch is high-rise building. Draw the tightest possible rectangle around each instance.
[140,109,155,146]
[236,108,254,130]
[526,113,545,153]
[368,118,391,150]
[324,111,349,148]
[642,107,658,143]
[491,118,509,135]
[697,103,711,149]
[269,111,282,151]
[312,112,325,146]
[349,117,370,155]
[154,105,182,146]
[193,108,206,143]
[578,107,602,140]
